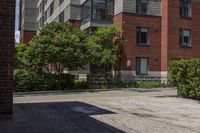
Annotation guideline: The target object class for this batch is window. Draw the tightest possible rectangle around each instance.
[180,0,191,17]
[136,0,149,14]
[180,29,191,47]
[136,57,149,75]
[59,11,64,22]
[81,0,114,24]
[39,3,43,13]
[136,27,149,45]
[59,0,64,5]
[81,0,91,24]
[44,11,47,21]
[92,0,106,20]
[50,1,54,16]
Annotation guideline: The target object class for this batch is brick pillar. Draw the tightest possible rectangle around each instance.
[160,0,169,82]
[0,0,15,117]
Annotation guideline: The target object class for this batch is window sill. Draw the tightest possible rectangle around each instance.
[180,16,192,20]
[136,74,149,76]
[180,45,192,48]
[137,44,150,47]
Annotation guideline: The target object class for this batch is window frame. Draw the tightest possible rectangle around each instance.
[136,27,150,46]
[180,0,191,17]
[50,1,54,16]
[81,0,114,24]
[136,0,149,15]
[179,28,192,48]
[59,11,65,22]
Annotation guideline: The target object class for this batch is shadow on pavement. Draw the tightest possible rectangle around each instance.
[0,101,125,133]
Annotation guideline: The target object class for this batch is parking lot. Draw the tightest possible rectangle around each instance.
[0,88,200,133]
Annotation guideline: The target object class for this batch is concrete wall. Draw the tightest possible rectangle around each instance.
[44,0,81,24]
[21,0,38,31]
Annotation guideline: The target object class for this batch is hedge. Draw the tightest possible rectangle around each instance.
[14,70,75,92]
[169,59,200,99]
[74,80,88,89]
[14,70,55,92]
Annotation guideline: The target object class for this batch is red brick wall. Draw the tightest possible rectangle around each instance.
[68,20,81,29]
[20,30,36,44]
[114,0,200,73]
[114,13,162,71]
[0,0,15,117]
[167,0,200,60]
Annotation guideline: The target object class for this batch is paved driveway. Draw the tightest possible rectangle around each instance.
[1,88,200,133]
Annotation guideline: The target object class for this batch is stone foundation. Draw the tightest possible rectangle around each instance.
[120,71,168,83]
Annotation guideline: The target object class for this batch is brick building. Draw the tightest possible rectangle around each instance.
[20,0,200,82]
[0,0,15,117]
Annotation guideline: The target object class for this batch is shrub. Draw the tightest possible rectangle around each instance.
[137,81,168,89]
[90,81,169,89]
[74,80,88,89]
[14,70,77,92]
[58,74,75,89]
[169,59,200,99]
[14,70,55,92]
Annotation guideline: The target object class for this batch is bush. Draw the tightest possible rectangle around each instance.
[14,70,76,92]
[58,74,75,89]
[169,59,200,99]
[137,81,168,88]
[89,81,169,89]
[74,80,88,89]
[14,70,55,92]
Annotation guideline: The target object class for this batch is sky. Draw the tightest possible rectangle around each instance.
[15,0,20,43]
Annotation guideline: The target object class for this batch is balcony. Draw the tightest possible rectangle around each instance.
[81,0,114,30]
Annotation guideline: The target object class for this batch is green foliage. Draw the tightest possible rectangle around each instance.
[87,25,125,65]
[14,70,76,92]
[136,81,169,88]
[169,59,200,99]
[14,70,55,92]
[15,43,27,69]
[14,23,125,91]
[59,74,75,89]
[21,22,91,73]
[91,81,169,89]
[74,80,88,89]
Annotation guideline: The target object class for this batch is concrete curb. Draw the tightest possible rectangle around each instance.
[13,87,177,96]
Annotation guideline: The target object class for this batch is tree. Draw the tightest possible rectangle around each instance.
[23,22,91,89]
[87,25,125,74]
[15,43,27,69]
[25,22,91,72]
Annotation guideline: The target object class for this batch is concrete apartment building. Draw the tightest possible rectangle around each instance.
[20,0,200,82]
